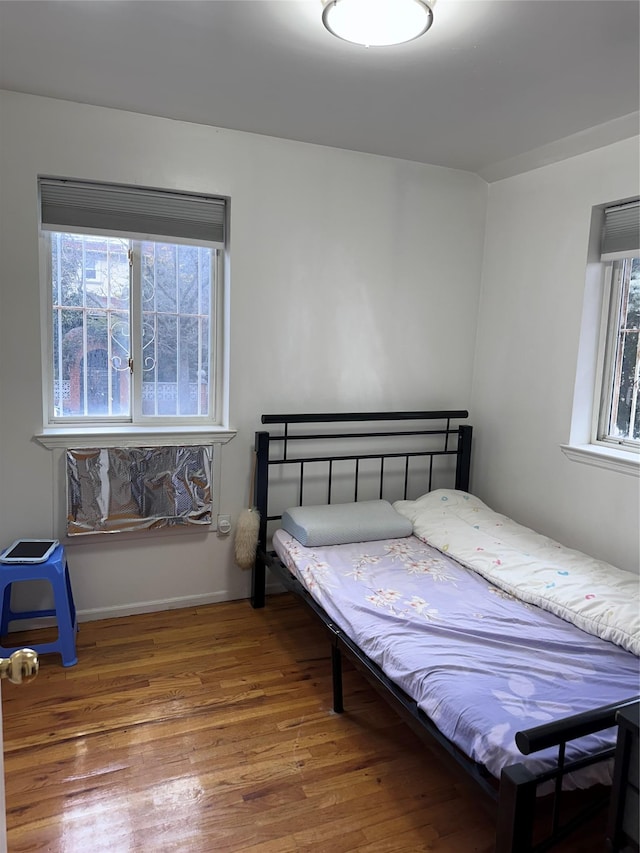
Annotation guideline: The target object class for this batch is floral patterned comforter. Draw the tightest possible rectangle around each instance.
[394,489,640,656]
[273,528,640,786]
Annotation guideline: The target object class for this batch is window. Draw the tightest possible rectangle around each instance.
[40,178,228,428]
[562,199,639,475]
[598,255,639,448]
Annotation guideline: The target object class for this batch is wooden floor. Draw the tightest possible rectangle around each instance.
[2,594,608,852]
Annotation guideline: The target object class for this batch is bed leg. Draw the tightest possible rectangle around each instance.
[455,424,473,491]
[250,556,266,609]
[331,644,344,714]
[495,764,537,853]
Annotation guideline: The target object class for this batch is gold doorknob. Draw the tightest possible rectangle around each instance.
[0,649,39,684]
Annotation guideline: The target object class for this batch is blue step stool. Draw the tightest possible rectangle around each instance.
[0,544,78,667]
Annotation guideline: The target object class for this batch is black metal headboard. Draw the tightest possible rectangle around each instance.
[251,410,472,607]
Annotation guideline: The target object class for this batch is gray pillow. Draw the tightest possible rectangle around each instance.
[281,499,413,547]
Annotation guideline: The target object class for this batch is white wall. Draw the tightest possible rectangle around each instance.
[0,91,487,617]
[471,138,640,573]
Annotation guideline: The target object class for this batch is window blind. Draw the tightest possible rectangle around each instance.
[601,200,640,260]
[39,178,227,245]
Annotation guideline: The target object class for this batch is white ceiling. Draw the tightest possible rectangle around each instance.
[0,0,638,181]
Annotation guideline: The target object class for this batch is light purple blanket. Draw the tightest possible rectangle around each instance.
[273,530,640,787]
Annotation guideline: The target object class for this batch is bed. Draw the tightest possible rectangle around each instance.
[249,410,640,853]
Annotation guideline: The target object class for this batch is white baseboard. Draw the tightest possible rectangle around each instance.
[4,591,241,632]
[3,580,286,634]
[78,591,241,622]
[266,579,285,596]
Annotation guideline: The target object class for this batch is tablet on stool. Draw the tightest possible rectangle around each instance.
[0,539,59,564]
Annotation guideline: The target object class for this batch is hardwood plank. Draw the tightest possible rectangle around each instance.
[2,594,610,852]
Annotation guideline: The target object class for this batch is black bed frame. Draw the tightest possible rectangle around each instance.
[249,410,638,853]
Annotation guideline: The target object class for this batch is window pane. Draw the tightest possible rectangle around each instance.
[199,248,211,316]
[141,313,158,416]
[178,245,199,314]
[52,233,83,308]
[141,241,213,418]
[605,258,640,443]
[145,242,177,313]
[52,308,80,417]
[50,233,131,418]
[49,232,215,423]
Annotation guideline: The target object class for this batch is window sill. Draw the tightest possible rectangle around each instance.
[34,425,236,450]
[560,443,640,478]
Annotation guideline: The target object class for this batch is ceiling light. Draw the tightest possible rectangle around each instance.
[322,0,434,47]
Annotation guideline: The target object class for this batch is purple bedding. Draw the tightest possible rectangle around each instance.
[273,529,640,787]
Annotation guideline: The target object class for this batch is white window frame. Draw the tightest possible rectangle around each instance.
[43,233,224,428]
[34,179,234,452]
[562,200,639,477]
[594,256,639,452]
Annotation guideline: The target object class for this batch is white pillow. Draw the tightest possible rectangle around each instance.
[281,499,413,547]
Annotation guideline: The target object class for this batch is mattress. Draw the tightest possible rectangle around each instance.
[272,528,640,788]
